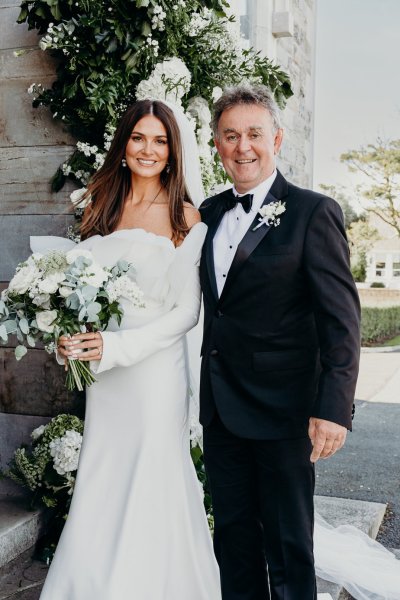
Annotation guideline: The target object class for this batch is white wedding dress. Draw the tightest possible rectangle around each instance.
[35,222,222,600]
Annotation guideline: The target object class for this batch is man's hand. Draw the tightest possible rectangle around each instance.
[308,417,347,463]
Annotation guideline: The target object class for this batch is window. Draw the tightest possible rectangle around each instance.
[393,254,400,277]
[375,261,386,277]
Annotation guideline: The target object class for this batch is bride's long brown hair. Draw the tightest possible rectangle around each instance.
[80,100,193,243]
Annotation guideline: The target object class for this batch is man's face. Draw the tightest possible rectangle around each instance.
[214,103,283,194]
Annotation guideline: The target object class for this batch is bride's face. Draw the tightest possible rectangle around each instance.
[125,115,169,179]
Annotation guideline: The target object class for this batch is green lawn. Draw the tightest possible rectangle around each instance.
[382,335,400,347]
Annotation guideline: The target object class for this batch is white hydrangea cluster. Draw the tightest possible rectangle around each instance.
[151,5,167,31]
[106,275,145,307]
[136,57,191,107]
[187,96,212,156]
[103,124,116,151]
[49,430,83,476]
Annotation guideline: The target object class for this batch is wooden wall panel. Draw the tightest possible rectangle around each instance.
[0,146,77,213]
[0,215,75,280]
[0,348,84,416]
[0,6,41,50]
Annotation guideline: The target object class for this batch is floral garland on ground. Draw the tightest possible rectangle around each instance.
[18,0,293,196]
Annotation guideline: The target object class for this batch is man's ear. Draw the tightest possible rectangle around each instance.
[274,128,284,155]
[214,137,221,156]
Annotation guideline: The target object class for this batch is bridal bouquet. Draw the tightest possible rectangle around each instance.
[0,248,145,391]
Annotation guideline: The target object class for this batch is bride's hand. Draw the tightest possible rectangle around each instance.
[58,332,104,365]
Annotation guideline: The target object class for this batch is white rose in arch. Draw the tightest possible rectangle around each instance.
[36,310,58,333]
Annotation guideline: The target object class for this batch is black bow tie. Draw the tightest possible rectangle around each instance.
[222,189,253,214]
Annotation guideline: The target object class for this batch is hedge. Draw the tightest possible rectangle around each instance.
[361,306,400,345]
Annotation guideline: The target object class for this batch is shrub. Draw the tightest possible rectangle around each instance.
[370,282,385,288]
[361,306,400,344]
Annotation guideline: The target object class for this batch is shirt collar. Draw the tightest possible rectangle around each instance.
[232,170,277,212]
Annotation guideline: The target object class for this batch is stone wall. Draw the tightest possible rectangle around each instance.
[246,0,316,188]
[0,1,82,468]
[358,288,400,308]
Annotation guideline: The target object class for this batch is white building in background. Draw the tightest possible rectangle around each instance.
[366,238,400,289]
[230,0,316,188]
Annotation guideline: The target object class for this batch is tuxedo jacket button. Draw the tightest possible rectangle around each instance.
[210,349,219,356]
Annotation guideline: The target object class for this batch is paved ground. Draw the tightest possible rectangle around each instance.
[316,349,400,550]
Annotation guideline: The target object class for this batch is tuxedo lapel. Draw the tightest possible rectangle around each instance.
[203,199,226,301]
[219,171,288,304]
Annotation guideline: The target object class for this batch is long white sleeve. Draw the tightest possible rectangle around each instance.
[92,264,201,374]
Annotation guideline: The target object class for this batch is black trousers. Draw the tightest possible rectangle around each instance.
[203,413,317,600]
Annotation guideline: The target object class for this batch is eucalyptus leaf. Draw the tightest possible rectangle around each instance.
[0,324,8,342]
[78,306,87,321]
[27,334,36,347]
[81,285,98,301]
[4,320,18,334]
[19,318,30,335]
[15,345,28,361]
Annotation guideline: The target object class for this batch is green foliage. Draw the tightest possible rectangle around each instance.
[361,306,400,344]
[341,139,400,237]
[369,282,385,288]
[18,0,293,192]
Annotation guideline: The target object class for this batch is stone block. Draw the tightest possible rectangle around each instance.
[0,215,75,280]
[0,496,45,569]
[0,78,75,147]
[0,47,57,79]
[0,146,77,214]
[0,348,84,416]
[0,413,52,470]
[0,6,40,51]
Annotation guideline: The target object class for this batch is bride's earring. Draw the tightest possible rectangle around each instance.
[121,158,127,168]
[165,163,170,174]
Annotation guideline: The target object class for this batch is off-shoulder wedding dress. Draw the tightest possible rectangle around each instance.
[34,222,221,600]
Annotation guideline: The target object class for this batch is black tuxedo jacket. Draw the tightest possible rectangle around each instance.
[199,170,361,440]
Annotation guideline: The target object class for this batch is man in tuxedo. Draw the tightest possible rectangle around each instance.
[199,85,360,599]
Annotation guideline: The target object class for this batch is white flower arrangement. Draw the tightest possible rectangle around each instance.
[49,430,83,476]
[0,249,145,390]
[253,201,286,231]
[136,57,192,107]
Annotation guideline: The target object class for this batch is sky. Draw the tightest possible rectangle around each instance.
[313,0,400,195]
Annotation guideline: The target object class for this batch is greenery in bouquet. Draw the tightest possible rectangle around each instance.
[0,247,145,391]
[18,0,293,199]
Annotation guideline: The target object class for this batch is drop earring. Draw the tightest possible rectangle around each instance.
[121,158,127,167]
[165,163,170,174]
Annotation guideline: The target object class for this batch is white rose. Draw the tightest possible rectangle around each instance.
[31,424,47,440]
[8,264,40,295]
[38,277,59,294]
[66,248,93,265]
[35,310,58,333]
[59,285,74,298]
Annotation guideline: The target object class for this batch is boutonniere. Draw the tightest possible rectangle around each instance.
[253,201,286,231]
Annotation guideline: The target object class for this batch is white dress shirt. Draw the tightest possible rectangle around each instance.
[213,170,277,297]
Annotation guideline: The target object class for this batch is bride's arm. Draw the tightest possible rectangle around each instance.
[93,264,201,373]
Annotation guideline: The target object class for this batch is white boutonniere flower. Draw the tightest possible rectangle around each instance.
[253,201,286,231]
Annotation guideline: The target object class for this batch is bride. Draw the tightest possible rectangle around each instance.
[33,97,400,600]
[36,99,221,599]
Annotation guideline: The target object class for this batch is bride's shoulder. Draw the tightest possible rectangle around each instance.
[183,202,201,229]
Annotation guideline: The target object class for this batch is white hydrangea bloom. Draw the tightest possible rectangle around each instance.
[136,57,191,107]
[31,424,47,440]
[49,430,83,476]
[106,275,145,307]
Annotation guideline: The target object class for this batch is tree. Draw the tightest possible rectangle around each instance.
[341,139,400,237]
[318,183,379,282]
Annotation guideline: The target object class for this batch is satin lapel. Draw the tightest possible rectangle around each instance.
[219,172,288,304]
[203,202,226,301]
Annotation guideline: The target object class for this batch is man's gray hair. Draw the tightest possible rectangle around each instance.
[212,85,282,138]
